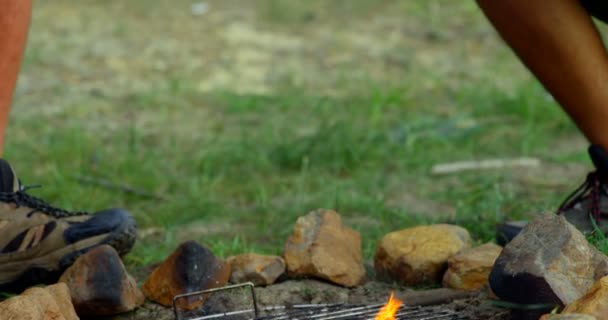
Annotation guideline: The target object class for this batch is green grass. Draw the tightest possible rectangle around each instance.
[9,0,594,269]
[8,80,585,264]
[588,217,608,255]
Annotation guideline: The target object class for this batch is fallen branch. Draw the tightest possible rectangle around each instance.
[431,158,540,175]
[73,175,166,200]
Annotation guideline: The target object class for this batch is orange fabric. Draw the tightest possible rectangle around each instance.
[0,0,32,156]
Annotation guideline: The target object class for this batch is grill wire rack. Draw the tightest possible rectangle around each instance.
[173,283,471,320]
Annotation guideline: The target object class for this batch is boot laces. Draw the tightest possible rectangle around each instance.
[0,185,87,218]
[558,171,603,224]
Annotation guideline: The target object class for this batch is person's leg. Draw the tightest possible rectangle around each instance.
[477,0,608,150]
[478,0,608,243]
[478,1,608,304]
[0,0,31,156]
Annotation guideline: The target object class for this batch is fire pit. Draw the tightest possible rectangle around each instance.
[172,283,472,320]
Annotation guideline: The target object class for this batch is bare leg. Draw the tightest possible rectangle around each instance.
[477,0,608,150]
[0,0,31,156]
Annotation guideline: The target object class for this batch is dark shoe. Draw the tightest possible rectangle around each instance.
[496,220,527,246]
[0,159,136,292]
[496,145,608,244]
[557,145,608,234]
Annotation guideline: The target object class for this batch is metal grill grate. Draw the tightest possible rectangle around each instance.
[173,283,470,320]
[193,304,467,320]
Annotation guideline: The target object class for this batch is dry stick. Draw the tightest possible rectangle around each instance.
[401,288,475,306]
[431,158,541,175]
[73,175,166,200]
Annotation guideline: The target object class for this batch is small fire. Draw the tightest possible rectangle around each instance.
[374,291,403,320]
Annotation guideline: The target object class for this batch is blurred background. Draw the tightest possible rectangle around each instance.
[10,0,589,267]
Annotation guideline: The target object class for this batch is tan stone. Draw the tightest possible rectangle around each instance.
[0,283,79,320]
[21,286,66,320]
[442,243,502,291]
[374,224,471,286]
[0,294,46,320]
[229,253,285,286]
[562,276,608,319]
[143,241,231,310]
[45,284,80,320]
[283,209,365,287]
[59,245,144,316]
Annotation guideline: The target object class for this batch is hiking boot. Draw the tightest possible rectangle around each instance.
[496,145,608,244]
[557,145,608,234]
[0,159,136,292]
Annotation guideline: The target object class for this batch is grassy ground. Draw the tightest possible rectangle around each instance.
[10,0,593,267]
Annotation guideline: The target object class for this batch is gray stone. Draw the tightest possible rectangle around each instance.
[490,214,608,306]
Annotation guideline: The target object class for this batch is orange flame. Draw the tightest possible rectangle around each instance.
[374,291,403,320]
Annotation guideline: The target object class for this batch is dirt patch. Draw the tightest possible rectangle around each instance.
[21,0,527,113]
[114,279,509,319]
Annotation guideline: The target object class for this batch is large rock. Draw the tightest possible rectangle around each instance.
[374,224,471,286]
[442,243,502,291]
[0,283,78,320]
[229,253,285,286]
[142,240,231,310]
[490,214,608,306]
[283,209,365,287]
[59,245,144,316]
[562,275,608,319]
